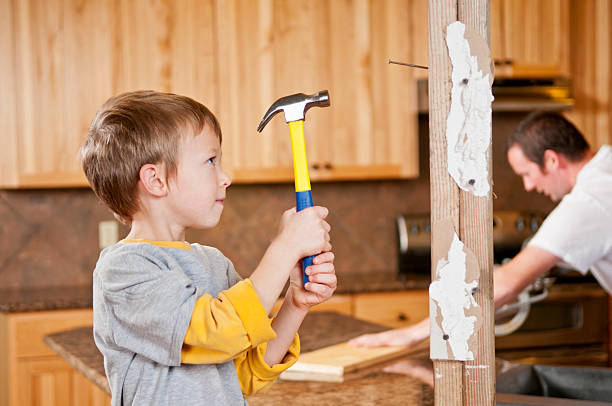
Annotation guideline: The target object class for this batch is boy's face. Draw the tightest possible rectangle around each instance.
[166,124,231,229]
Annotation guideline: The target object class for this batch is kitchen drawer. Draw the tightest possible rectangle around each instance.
[353,291,429,329]
[13,309,92,358]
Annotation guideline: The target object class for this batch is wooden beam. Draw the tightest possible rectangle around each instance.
[456,0,496,401]
[428,0,495,404]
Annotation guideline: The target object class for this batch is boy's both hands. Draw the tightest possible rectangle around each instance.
[278,206,336,309]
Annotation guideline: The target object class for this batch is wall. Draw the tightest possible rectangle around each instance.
[0,115,555,290]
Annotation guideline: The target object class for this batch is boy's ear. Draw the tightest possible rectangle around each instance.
[138,164,168,197]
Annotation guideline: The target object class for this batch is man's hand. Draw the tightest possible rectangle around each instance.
[348,318,430,348]
[287,251,336,310]
[383,360,434,387]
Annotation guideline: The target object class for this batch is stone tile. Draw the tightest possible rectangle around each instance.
[0,195,36,274]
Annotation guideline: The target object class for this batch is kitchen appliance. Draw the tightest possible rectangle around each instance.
[417,77,574,113]
[397,210,546,277]
[396,211,608,366]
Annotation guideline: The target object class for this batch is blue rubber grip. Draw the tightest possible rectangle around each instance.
[296,190,314,286]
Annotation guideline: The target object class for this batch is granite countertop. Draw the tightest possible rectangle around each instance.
[44,311,593,405]
[44,311,434,405]
[1,271,428,313]
[0,285,93,312]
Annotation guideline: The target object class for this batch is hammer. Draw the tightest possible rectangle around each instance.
[257,90,331,287]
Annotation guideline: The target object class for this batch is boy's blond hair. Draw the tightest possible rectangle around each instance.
[81,90,221,224]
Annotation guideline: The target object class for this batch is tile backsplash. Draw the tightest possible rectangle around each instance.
[0,114,554,289]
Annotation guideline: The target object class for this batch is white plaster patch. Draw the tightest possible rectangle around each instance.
[445,21,494,197]
[429,233,479,361]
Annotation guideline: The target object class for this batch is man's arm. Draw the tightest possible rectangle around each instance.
[350,245,561,348]
[494,245,560,310]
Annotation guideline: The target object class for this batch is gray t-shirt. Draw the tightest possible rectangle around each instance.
[93,242,248,405]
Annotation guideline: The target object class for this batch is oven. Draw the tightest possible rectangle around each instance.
[396,211,609,366]
[495,282,608,366]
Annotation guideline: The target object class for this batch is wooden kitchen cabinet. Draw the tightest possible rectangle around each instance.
[1,0,419,188]
[0,0,118,188]
[353,290,429,329]
[0,309,110,406]
[407,0,571,79]
[0,0,220,188]
[216,0,419,183]
[565,1,612,150]
[490,0,570,78]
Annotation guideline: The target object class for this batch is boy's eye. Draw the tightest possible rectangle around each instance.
[207,157,216,165]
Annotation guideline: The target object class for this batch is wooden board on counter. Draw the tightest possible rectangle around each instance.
[280,341,419,382]
[282,311,428,382]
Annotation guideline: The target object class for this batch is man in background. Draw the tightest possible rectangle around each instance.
[349,112,612,356]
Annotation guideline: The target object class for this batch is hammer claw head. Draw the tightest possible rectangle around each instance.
[257,90,330,132]
[256,104,284,133]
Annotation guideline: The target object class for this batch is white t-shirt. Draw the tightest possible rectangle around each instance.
[528,145,612,293]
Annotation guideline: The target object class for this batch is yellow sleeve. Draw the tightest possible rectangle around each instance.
[234,333,300,396]
[181,279,276,364]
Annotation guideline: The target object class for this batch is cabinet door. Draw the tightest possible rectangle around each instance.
[3,0,120,188]
[1,0,219,188]
[17,357,110,406]
[116,0,219,113]
[353,290,428,329]
[565,0,612,150]
[491,0,570,77]
[216,0,419,183]
[1,309,101,406]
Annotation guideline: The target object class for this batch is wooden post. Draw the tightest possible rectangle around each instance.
[428,0,495,404]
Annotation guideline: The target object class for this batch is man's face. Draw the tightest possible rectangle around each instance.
[507,145,570,202]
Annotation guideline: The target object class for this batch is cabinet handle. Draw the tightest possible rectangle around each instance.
[324,162,332,170]
[312,163,320,170]
[493,59,513,66]
[397,312,408,322]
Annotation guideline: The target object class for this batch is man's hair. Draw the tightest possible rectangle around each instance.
[507,111,590,168]
[81,90,221,224]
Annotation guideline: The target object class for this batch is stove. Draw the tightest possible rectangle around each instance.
[396,210,547,277]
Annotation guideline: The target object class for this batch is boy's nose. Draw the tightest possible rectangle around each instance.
[219,169,232,187]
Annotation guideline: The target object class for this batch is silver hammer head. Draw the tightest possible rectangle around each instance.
[257,90,330,132]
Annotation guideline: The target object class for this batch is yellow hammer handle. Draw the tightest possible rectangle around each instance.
[288,120,311,193]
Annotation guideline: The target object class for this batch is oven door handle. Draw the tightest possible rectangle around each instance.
[495,289,549,315]
[396,215,408,253]
[495,290,531,336]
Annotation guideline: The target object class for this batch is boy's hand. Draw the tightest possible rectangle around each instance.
[287,251,336,310]
[277,206,331,262]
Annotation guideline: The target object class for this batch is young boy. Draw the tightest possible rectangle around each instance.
[81,90,336,405]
